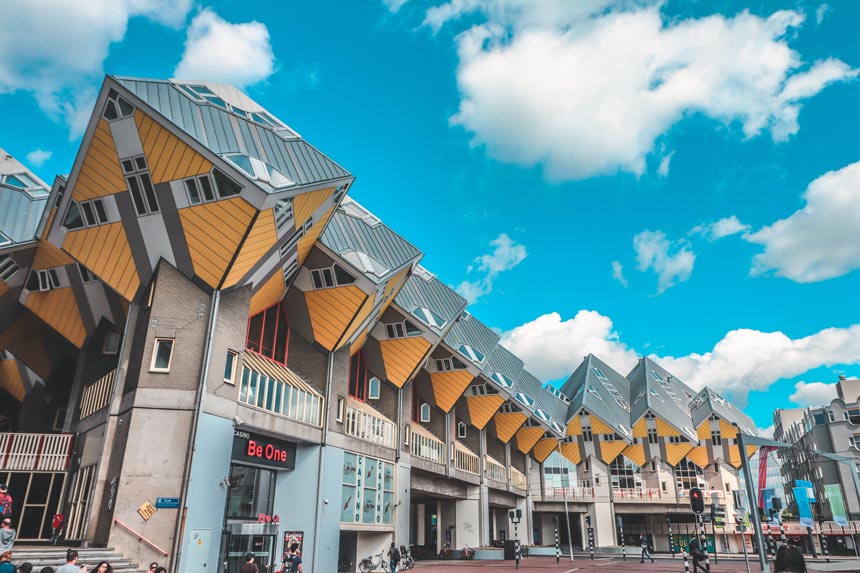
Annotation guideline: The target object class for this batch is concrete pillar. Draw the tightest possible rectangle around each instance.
[456,487,481,549]
[591,501,614,547]
[505,442,512,490]
[416,504,426,546]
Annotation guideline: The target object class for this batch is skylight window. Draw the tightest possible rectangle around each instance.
[586,385,603,401]
[0,233,10,247]
[457,344,485,364]
[490,372,513,389]
[551,422,565,434]
[1,174,48,198]
[545,385,570,404]
[223,154,295,189]
[535,408,551,422]
[411,306,446,329]
[515,393,535,408]
[649,369,664,382]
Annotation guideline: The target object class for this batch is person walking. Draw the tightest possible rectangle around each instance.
[387,542,400,573]
[147,563,158,573]
[56,549,86,573]
[640,533,654,563]
[688,535,709,573]
[283,543,302,573]
[0,552,15,573]
[93,562,112,573]
[0,519,15,552]
[774,544,807,573]
[0,486,11,520]
[239,553,259,573]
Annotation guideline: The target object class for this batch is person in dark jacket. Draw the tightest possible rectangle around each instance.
[239,553,259,573]
[688,536,709,573]
[774,544,806,573]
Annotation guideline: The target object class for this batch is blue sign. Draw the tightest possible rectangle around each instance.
[155,497,180,508]
[796,480,816,502]
[793,487,814,528]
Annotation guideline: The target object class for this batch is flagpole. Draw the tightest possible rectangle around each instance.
[737,428,768,571]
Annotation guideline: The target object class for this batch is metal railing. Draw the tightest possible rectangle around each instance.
[486,455,506,483]
[0,432,74,471]
[410,425,446,464]
[544,486,596,499]
[453,441,479,475]
[612,487,664,500]
[510,466,528,489]
[344,399,396,448]
[678,488,725,503]
[80,369,116,419]
[114,518,170,557]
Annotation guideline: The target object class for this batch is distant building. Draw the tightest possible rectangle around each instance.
[773,376,860,519]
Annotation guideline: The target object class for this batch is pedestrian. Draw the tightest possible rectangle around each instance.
[93,562,112,573]
[239,553,259,573]
[147,563,158,573]
[55,549,86,573]
[640,533,654,563]
[153,568,166,573]
[0,486,11,520]
[17,562,33,573]
[0,519,15,552]
[387,542,400,573]
[774,544,806,573]
[283,543,302,573]
[39,568,54,573]
[688,535,708,573]
[0,552,14,573]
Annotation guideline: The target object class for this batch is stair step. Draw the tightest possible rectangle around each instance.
[10,547,141,572]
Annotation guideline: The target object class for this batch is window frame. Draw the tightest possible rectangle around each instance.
[150,338,175,373]
[310,263,356,290]
[224,349,239,384]
[122,155,160,216]
[457,421,467,439]
[0,256,20,282]
[102,329,121,355]
[420,403,431,423]
[26,269,61,292]
[367,376,381,400]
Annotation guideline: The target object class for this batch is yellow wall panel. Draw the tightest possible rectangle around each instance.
[632,418,648,438]
[379,336,432,388]
[293,187,334,229]
[72,119,127,201]
[515,427,544,454]
[566,416,582,437]
[0,360,25,401]
[666,443,694,466]
[622,445,646,468]
[0,315,51,379]
[41,209,56,241]
[590,417,615,436]
[63,222,139,300]
[179,197,256,288]
[305,285,366,351]
[747,445,757,458]
[339,293,376,350]
[495,412,527,443]
[297,206,335,266]
[350,330,369,357]
[465,395,505,430]
[223,209,277,288]
[728,445,741,468]
[25,288,86,348]
[720,419,739,438]
[249,272,285,317]
[429,370,474,413]
[533,439,557,463]
[32,241,75,270]
[686,446,709,468]
[135,110,212,184]
[561,442,581,465]
[655,417,681,436]
[697,422,711,441]
[0,281,7,296]
[598,440,627,464]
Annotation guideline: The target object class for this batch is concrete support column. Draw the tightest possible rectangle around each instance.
[505,442,512,490]
[456,487,482,549]
[591,501,614,547]
[416,504,426,546]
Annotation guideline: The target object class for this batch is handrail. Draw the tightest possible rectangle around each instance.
[510,466,527,489]
[114,518,170,557]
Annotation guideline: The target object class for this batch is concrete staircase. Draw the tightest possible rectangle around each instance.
[9,547,141,572]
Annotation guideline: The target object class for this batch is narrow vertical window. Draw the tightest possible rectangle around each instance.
[224,350,238,384]
[150,338,174,372]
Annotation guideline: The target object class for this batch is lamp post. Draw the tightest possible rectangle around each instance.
[510,509,522,570]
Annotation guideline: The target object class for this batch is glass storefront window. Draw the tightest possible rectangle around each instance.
[225,465,276,520]
[340,453,395,525]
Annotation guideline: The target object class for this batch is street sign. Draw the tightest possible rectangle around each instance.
[156,497,180,508]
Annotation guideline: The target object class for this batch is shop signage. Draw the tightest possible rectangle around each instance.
[232,429,297,471]
[284,531,303,554]
[257,513,280,523]
[156,497,180,508]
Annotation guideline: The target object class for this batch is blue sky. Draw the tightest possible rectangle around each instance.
[2,0,859,432]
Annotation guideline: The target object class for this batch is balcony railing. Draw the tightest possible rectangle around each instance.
[344,397,396,448]
[486,455,506,483]
[453,441,479,475]
[410,424,445,464]
[510,466,527,490]
[80,369,116,419]
[544,486,597,499]
[678,488,725,503]
[612,487,664,500]
[0,433,74,471]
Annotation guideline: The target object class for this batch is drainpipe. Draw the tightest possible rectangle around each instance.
[312,350,335,572]
[172,290,220,572]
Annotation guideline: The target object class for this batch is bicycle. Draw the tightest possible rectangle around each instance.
[398,545,414,570]
[337,556,353,572]
[358,551,389,572]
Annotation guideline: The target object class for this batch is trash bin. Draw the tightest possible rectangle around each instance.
[504,540,516,560]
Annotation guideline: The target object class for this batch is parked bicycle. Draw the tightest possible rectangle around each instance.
[398,545,415,570]
[460,545,474,560]
[358,551,389,572]
[337,556,353,572]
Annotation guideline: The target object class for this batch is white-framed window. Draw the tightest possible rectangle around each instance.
[223,154,295,188]
[420,403,431,423]
[26,269,60,292]
[491,372,513,389]
[336,396,345,423]
[551,421,565,434]
[582,426,593,442]
[122,155,160,216]
[404,423,411,446]
[102,94,135,121]
[411,306,446,329]
[150,338,175,372]
[274,198,293,231]
[584,461,590,472]
[648,428,658,444]
[604,433,616,442]
[434,356,467,372]
[470,384,488,396]
[545,385,571,404]
[535,409,551,423]
[669,435,682,444]
[514,392,534,408]
[828,410,835,422]
[368,376,381,400]
[78,263,97,283]
[385,320,422,339]
[500,403,520,414]
[52,409,67,432]
[310,264,356,289]
[0,256,20,282]
[458,344,485,364]
[102,329,121,355]
[183,169,242,206]
[457,421,467,439]
[65,198,110,230]
[224,350,239,384]
[711,430,722,446]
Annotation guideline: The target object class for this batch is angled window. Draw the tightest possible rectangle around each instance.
[224,154,294,189]
[385,319,422,340]
[457,421,467,439]
[644,411,656,419]
[333,182,350,204]
[79,198,109,227]
[551,421,565,434]
[470,384,487,397]
[368,376,381,400]
[282,259,299,284]
[0,233,10,248]
[0,256,21,282]
[224,350,239,384]
[102,94,135,122]
[274,198,294,231]
[490,372,513,389]
[348,352,368,401]
[150,338,174,372]
[411,306,446,329]
[545,385,570,404]
[102,329,121,355]
[122,155,159,215]
[62,201,85,230]
[77,263,97,283]
[457,344,485,364]
[213,168,242,197]
[582,426,593,442]
[245,304,289,365]
[711,430,722,446]
[500,403,520,414]
[534,408,551,422]
[515,392,535,408]
[649,369,664,382]
[310,264,356,290]
[26,269,60,292]
[647,428,659,444]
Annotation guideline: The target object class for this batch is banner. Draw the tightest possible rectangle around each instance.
[796,479,816,502]
[758,446,777,508]
[794,486,814,528]
[825,484,849,527]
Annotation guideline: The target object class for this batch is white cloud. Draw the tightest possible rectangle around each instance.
[431,3,855,181]
[691,215,751,241]
[174,9,275,88]
[746,161,860,282]
[456,233,527,303]
[657,151,674,177]
[611,260,628,287]
[500,310,639,381]
[757,425,775,439]
[383,0,410,12]
[816,4,829,26]
[789,381,839,407]
[25,149,53,168]
[0,0,192,137]
[633,230,695,293]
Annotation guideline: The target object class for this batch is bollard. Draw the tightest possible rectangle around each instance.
[683,550,690,573]
[820,532,830,563]
[619,519,626,562]
[668,522,675,559]
[515,521,521,570]
[554,517,560,564]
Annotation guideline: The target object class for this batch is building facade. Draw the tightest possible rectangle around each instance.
[0,76,760,572]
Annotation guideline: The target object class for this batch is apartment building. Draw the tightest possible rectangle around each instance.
[0,76,759,572]
[774,376,860,520]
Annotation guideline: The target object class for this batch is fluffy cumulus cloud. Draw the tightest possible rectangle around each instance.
[691,216,751,241]
[428,1,855,180]
[500,310,639,381]
[25,149,53,168]
[0,0,193,137]
[456,233,527,303]
[789,381,840,407]
[611,260,628,287]
[174,9,275,88]
[633,230,696,294]
[746,161,860,283]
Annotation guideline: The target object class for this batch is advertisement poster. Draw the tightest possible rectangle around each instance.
[284,531,303,555]
[825,484,849,527]
[793,486,814,528]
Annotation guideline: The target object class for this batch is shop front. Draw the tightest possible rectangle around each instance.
[219,428,297,573]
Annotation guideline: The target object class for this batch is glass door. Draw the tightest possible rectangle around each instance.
[220,532,274,573]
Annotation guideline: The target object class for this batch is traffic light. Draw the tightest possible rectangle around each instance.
[665,516,671,526]
[711,504,726,527]
[689,487,705,514]
[586,515,592,527]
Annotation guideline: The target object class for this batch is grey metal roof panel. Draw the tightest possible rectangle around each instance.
[629,357,699,442]
[393,268,467,334]
[561,354,633,441]
[690,387,757,435]
[444,312,499,363]
[486,344,525,388]
[0,149,50,245]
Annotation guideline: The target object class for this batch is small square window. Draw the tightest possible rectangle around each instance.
[150,338,174,372]
[368,376,381,400]
[224,350,238,384]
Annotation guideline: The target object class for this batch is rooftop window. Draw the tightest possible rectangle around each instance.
[491,372,513,389]
[411,306,446,329]
[545,385,571,404]
[102,94,135,122]
[535,408,551,422]
[457,343,485,364]
[514,392,535,408]
[177,84,298,137]
[310,263,356,290]
[223,154,294,189]
[0,173,49,198]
